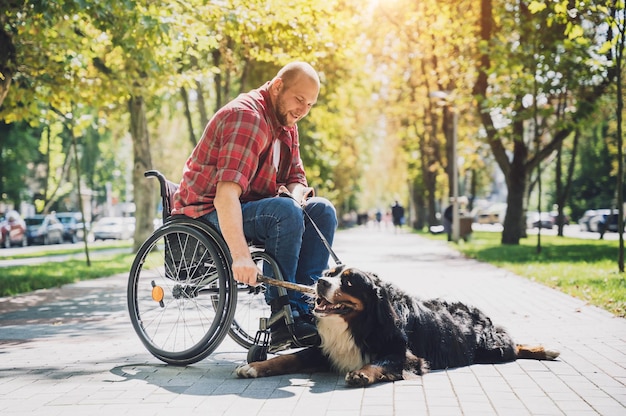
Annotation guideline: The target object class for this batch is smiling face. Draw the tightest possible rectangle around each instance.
[314,267,377,321]
[271,76,319,127]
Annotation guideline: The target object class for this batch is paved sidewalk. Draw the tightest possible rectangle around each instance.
[0,227,624,415]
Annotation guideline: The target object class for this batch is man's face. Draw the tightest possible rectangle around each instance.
[273,78,319,127]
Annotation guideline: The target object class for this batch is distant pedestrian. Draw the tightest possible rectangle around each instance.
[375,209,382,228]
[391,201,405,232]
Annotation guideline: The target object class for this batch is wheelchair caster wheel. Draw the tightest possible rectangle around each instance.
[247,345,268,363]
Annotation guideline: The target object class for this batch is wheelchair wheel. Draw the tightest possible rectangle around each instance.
[127,221,236,365]
[247,345,268,363]
[225,250,275,349]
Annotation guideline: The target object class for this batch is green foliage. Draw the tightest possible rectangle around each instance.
[0,121,42,206]
[0,0,623,249]
[568,116,621,219]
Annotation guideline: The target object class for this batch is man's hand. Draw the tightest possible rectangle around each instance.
[278,184,314,205]
[231,255,261,286]
[214,181,261,286]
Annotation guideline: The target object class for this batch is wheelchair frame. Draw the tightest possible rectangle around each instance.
[126,170,310,365]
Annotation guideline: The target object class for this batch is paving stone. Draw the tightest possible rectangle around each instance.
[0,227,624,415]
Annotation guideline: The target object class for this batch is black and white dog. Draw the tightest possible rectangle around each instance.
[237,266,559,387]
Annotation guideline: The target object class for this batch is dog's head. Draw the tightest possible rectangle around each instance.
[314,265,384,322]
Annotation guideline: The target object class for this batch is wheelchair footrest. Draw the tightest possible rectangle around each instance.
[253,329,270,349]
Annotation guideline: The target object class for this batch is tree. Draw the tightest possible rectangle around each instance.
[0,121,40,208]
[366,0,482,229]
[473,0,615,244]
[606,0,626,271]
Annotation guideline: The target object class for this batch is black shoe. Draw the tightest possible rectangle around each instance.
[270,317,320,348]
[297,313,317,326]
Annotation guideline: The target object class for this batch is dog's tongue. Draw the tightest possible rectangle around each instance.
[315,297,332,311]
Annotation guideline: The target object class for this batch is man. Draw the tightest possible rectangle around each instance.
[391,200,404,232]
[172,62,337,348]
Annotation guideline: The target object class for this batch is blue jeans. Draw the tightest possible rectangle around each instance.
[203,196,337,316]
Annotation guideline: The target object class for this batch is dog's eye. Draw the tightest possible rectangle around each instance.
[344,279,352,287]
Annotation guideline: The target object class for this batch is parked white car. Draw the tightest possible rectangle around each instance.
[92,217,135,240]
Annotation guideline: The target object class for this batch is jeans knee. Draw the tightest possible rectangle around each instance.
[306,197,337,229]
[274,198,305,233]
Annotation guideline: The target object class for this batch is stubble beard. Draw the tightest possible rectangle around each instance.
[274,95,295,127]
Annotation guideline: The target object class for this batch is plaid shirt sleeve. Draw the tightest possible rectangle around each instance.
[215,109,270,192]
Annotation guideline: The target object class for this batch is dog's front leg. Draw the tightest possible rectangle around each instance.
[345,363,403,387]
[236,347,328,378]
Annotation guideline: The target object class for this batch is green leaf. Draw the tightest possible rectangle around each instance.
[528,1,547,14]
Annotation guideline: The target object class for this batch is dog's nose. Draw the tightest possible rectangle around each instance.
[317,278,331,291]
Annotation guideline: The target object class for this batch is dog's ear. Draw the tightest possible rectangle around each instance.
[358,273,397,328]
[374,286,398,326]
[324,264,346,277]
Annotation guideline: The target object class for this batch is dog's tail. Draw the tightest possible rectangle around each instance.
[516,344,560,360]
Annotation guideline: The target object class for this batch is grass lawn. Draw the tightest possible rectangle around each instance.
[0,253,137,297]
[0,242,136,297]
[424,230,626,317]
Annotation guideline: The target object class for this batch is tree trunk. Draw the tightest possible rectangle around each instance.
[554,131,578,237]
[410,178,426,230]
[419,126,439,227]
[128,95,155,253]
[212,49,223,111]
[70,126,91,266]
[616,29,625,272]
[180,86,197,147]
[0,25,15,108]
[196,80,209,128]
[443,105,455,201]
[554,141,564,236]
[501,135,529,245]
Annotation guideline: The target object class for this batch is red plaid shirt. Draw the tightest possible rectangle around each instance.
[171,82,308,218]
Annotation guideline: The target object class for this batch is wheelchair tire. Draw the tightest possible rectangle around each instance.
[247,345,268,363]
[127,220,237,365]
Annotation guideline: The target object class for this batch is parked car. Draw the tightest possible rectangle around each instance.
[56,212,87,243]
[92,216,135,241]
[24,214,64,245]
[473,203,507,225]
[526,211,553,229]
[588,209,622,234]
[0,210,27,248]
[549,211,569,227]
[578,209,597,232]
[587,209,612,233]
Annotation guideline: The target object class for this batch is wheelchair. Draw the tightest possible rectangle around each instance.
[126,170,310,366]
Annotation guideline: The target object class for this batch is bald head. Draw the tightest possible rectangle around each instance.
[269,62,320,127]
[274,62,320,91]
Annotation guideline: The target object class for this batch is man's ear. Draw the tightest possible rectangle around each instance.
[270,78,283,96]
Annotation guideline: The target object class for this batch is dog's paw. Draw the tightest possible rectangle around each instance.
[544,348,560,360]
[345,370,373,387]
[235,364,259,378]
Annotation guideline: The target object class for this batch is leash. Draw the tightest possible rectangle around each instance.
[279,191,343,267]
[255,190,343,293]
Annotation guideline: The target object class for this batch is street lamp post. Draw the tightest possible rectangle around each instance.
[430,91,460,243]
[451,109,460,243]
